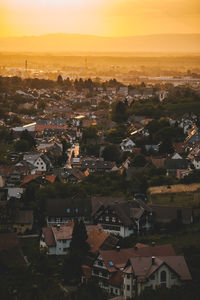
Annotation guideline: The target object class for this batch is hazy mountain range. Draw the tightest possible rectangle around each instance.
[0,33,200,53]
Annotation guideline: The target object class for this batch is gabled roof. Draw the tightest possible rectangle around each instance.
[23,152,40,164]
[99,244,175,273]
[127,256,191,281]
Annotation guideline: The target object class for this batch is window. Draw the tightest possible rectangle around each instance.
[98,260,103,266]
[109,261,114,267]
[112,217,116,223]
[103,225,120,231]
[151,273,155,280]
[171,272,176,279]
[66,208,70,213]
[160,271,166,283]
[105,216,109,222]
[127,285,130,291]
[63,248,67,252]
[127,274,130,279]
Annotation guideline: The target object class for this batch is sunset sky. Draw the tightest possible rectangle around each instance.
[0,0,200,37]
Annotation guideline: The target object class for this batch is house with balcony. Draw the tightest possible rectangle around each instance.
[92,197,152,237]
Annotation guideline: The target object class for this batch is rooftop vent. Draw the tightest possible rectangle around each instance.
[116,246,120,252]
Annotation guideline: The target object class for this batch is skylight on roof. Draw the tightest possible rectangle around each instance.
[108,261,114,266]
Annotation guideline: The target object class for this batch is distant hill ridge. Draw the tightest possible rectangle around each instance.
[0,33,200,52]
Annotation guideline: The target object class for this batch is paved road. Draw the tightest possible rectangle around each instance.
[18,234,39,238]
[65,143,79,168]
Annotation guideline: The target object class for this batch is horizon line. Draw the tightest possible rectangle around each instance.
[1,32,200,39]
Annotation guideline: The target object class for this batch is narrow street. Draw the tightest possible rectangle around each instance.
[65,143,80,168]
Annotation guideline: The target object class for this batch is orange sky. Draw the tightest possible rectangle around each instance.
[1,0,200,37]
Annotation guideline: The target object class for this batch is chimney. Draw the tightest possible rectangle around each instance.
[57,224,61,230]
[116,246,120,252]
[152,256,155,265]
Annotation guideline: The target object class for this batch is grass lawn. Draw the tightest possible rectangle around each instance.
[137,223,200,254]
[150,193,200,208]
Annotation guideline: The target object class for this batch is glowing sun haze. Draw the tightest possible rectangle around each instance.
[0,0,200,37]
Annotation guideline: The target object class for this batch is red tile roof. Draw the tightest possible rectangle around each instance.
[87,226,109,254]
[22,174,39,185]
[150,157,166,168]
[127,256,192,281]
[42,227,56,247]
[99,244,175,272]
[135,244,175,257]
[22,174,57,185]
[35,124,67,132]
[45,175,57,183]
[51,223,74,240]
[82,265,92,279]
[108,270,123,287]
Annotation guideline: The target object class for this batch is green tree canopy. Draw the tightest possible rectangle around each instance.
[102,144,121,162]
[112,101,129,123]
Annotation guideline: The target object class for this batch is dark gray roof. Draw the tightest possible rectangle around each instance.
[14,210,33,224]
[93,199,148,227]
[91,197,126,216]
[165,159,189,170]
[149,205,193,224]
[46,196,92,218]
[81,159,114,171]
